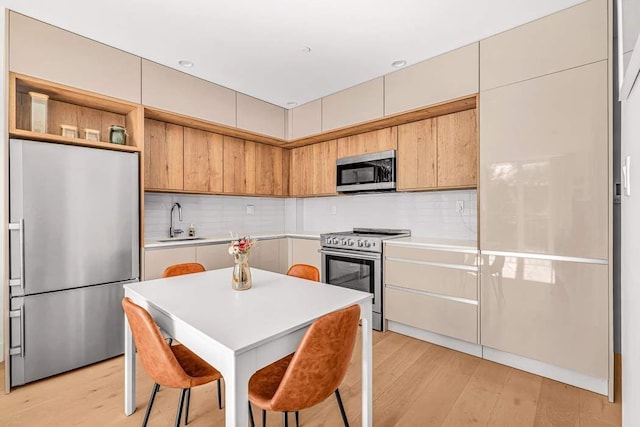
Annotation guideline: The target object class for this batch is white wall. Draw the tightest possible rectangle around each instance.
[299,190,477,240]
[621,69,640,425]
[144,193,286,240]
[1,7,7,363]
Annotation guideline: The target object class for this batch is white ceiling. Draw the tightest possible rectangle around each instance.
[1,0,586,108]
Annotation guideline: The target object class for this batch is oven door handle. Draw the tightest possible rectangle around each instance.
[319,248,382,261]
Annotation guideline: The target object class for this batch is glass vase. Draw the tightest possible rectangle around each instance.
[232,252,252,291]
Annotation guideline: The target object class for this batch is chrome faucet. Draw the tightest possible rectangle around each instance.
[169,202,183,238]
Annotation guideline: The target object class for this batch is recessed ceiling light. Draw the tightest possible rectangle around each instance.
[286,101,298,107]
[391,60,407,68]
[301,46,311,53]
[178,60,194,68]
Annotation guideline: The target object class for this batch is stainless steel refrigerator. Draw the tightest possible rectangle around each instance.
[8,139,139,387]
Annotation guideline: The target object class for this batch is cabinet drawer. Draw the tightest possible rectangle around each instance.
[385,258,477,300]
[196,244,235,271]
[385,288,478,343]
[385,244,477,265]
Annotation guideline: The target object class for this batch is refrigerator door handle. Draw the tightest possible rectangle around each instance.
[9,306,25,357]
[8,219,25,290]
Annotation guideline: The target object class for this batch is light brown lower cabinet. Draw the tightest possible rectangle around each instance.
[289,238,321,272]
[196,244,235,271]
[480,254,608,379]
[144,246,196,280]
[384,244,479,343]
[251,238,288,274]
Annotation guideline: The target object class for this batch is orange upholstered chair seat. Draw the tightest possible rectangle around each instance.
[162,262,206,278]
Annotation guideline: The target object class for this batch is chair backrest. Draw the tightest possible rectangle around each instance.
[270,304,360,411]
[121,297,192,389]
[162,262,205,278]
[286,264,320,282]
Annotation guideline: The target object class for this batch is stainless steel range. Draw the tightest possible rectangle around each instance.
[320,228,411,331]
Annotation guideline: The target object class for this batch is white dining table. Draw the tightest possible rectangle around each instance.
[123,267,373,427]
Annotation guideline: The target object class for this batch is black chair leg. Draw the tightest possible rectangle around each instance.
[175,388,187,427]
[142,383,160,427]
[217,379,223,409]
[263,409,267,427]
[248,402,256,427]
[335,389,349,427]
[184,388,191,425]
[283,411,289,427]
[295,411,299,427]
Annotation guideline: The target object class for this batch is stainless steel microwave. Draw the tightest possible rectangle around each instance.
[336,150,396,193]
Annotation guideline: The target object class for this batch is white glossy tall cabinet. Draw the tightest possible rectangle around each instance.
[479,0,612,397]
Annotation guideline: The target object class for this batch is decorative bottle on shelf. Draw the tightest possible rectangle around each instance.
[188,224,195,237]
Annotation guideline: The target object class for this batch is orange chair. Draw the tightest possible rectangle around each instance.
[122,297,222,426]
[286,264,320,282]
[162,262,206,278]
[248,304,360,427]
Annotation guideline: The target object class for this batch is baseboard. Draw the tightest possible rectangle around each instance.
[483,346,608,395]
[387,320,483,358]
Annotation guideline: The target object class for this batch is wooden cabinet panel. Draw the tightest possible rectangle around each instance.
[397,119,437,190]
[322,78,384,131]
[337,127,397,159]
[480,254,608,378]
[144,247,196,280]
[196,244,235,271]
[9,12,141,103]
[142,60,236,126]
[312,140,337,195]
[480,0,607,91]
[183,128,223,193]
[480,62,607,258]
[223,136,256,194]
[437,110,477,188]
[291,99,322,139]
[255,143,283,196]
[144,119,184,190]
[237,93,285,139]
[289,238,321,272]
[290,145,314,196]
[282,149,291,197]
[385,43,479,115]
[385,288,478,343]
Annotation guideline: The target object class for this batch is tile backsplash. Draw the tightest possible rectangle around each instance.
[299,190,477,239]
[144,193,286,240]
[144,189,477,241]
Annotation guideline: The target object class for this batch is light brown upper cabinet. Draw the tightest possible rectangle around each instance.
[9,12,141,103]
[337,127,397,159]
[436,109,477,188]
[223,136,256,194]
[397,109,477,191]
[183,127,224,193]
[290,144,314,196]
[236,94,286,139]
[322,78,384,131]
[290,140,337,197]
[255,143,284,196]
[144,119,184,191]
[397,118,437,190]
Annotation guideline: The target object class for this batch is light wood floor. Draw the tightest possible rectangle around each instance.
[0,330,621,426]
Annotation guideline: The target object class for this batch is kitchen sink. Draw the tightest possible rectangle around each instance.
[157,236,207,242]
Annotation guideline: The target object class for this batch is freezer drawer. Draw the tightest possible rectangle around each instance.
[10,281,132,387]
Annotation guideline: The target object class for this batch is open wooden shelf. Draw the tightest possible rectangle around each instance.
[10,128,141,152]
[9,73,143,153]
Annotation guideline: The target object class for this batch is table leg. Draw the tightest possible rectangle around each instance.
[223,352,254,427]
[124,315,136,415]
[360,300,373,427]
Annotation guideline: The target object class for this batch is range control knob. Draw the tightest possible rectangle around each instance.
[364,240,372,248]
[357,240,364,247]
[347,239,354,246]
[341,239,348,246]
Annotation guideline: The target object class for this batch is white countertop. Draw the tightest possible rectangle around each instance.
[385,236,478,251]
[145,231,323,249]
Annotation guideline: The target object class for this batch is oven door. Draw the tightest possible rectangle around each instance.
[320,248,382,314]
